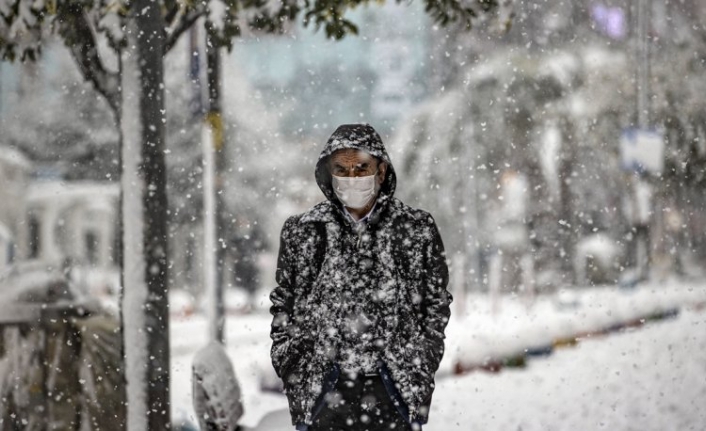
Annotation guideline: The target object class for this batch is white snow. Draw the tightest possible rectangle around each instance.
[98,10,126,45]
[170,289,197,318]
[171,313,288,428]
[0,145,30,169]
[539,122,561,198]
[120,34,149,431]
[539,51,580,89]
[442,279,706,374]
[171,279,706,430]
[574,233,621,284]
[208,0,228,33]
[429,307,706,430]
[192,341,244,430]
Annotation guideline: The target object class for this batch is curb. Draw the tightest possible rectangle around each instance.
[452,307,682,376]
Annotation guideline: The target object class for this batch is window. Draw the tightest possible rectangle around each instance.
[28,215,40,259]
[85,231,99,265]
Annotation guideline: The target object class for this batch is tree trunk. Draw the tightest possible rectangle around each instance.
[120,0,170,428]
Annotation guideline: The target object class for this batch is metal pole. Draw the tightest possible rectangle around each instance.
[636,0,650,129]
[462,125,480,293]
[203,117,220,343]
[0,62,3,115]
[634,0,652,280]
[203,20,225,344]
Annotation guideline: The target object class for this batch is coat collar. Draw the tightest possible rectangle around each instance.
[300,200,339,224]
[300,194,393,225]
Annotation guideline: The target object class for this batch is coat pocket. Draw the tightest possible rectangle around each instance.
[309,363,341,422]
[282,337,315,382]
[376,360,411,424]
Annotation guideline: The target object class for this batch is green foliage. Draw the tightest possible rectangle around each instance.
[1,0,501,61]
[423,0,497,29]
[233,0,500,42]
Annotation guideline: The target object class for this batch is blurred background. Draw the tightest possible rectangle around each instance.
[1,0,706,429]
[3,0,705,302]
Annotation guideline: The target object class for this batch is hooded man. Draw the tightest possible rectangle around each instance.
[270,124,452,431]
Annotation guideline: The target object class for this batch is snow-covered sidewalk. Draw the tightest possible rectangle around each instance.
[442,277,706,375]
[428,307,706,430]
[171,278,706,429]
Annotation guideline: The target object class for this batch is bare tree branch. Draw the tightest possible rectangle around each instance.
[57,4,120,113]
[164,0,180,27]
[164,8,207,54]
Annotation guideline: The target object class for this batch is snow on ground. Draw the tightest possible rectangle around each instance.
[171,313,285,429]
[441,277,706,374]
[171,279,706,430]
[429,308,706,430]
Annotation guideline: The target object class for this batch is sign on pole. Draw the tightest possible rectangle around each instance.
[620,128,664,174]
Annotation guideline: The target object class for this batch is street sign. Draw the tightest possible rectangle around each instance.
[620,128,665,174]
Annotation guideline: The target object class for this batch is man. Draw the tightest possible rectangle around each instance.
[270,124,452,431]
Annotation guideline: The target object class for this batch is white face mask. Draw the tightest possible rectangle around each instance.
[332,172,380,209]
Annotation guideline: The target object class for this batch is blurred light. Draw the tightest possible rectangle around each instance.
[591,4,627,40]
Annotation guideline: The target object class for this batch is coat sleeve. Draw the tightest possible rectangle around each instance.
[269,216,310,379]
[419,215,452,375]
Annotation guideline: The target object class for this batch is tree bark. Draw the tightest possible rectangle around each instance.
[120,0,170,428]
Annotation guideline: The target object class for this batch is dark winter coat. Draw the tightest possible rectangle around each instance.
[270,124,452,426]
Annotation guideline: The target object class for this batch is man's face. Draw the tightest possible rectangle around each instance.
[329,149,387,186]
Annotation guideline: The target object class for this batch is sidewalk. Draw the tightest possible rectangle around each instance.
[171,277,706,430]
[442,277,706,375]
[247,409,292,431]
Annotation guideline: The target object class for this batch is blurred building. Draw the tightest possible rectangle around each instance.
[0,145,120,298]
[0,146,31,269]
[26,181,119,270]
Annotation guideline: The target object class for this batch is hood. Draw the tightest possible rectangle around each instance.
[315,123,397,204]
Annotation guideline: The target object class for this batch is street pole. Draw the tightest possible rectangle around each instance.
[633,0,652,280]
[203,20,225,344]
[636,0,650,129]
[460,123,479,317]
[0,62,3,115]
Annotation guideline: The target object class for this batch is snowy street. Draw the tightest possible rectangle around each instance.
[3,1,706,429]
[171,280,706,430]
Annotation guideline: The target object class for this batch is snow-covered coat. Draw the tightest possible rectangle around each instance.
[270,124,452,426]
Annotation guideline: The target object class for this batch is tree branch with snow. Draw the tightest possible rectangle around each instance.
[164,7,207,54]
[55,2,120,112]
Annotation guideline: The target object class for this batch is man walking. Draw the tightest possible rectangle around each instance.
[270,124,452,431]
